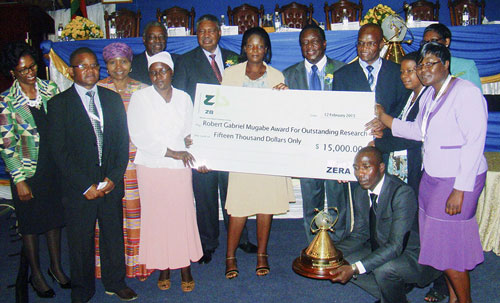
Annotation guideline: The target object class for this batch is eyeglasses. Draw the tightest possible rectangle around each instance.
[72,63,100,70]
[15,63,38,76]
[356,41,380,48]
[420,38,444,47]
[416,61,441,71]
[148,68,171,77]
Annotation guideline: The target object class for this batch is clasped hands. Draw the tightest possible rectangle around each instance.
[84,177,115,200]
[329,264,356,284]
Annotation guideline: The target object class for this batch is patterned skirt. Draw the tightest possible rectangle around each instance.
[95,144,154,279]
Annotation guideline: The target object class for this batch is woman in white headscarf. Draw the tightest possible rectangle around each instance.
[127,52,202,293]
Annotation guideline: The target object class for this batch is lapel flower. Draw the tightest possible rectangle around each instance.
[324,63,335,86]
[225,55,239,68]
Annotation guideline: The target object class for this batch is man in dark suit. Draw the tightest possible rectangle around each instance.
[129,21,169,85]
[282,24,349,244]
[172,14,256,264]
[332,23,408,118]
[330,24,409,244]
[48,48,136,303]
[330,147,438,303]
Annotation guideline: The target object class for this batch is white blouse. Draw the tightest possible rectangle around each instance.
[127,86,193,169]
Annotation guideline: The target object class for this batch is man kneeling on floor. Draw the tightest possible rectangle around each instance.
[329,146,439,303]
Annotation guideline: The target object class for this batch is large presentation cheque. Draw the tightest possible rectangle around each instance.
[190,84,375,181]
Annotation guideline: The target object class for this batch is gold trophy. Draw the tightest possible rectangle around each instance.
[292,207,345,279]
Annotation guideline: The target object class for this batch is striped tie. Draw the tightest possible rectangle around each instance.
[366,65,374,90]
[86,91,103,164]
[210,54,223,83]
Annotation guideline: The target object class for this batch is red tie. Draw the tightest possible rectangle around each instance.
[210,54,223,83]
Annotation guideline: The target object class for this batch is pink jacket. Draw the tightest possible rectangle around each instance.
[392,78,488,191]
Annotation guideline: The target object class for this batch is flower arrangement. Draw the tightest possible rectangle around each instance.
[360,4,397,26]
[225,55,239,68]
[61,16,103,40]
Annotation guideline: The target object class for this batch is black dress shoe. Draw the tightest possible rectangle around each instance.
[198,250,213,264]
[238,241,258,253]
[105,287,138,301]
[48,268,71,289]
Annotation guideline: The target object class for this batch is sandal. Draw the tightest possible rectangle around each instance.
[157,270,170,290]
[157,279,171,290]
[424,288,448,302]
[256,253,270,276]
[181,280,195,292]
[225,257,239,279]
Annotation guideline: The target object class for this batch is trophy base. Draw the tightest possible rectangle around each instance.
[292,248,346,279]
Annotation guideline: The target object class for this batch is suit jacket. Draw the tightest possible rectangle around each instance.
[336,174,420,273]
[283,57,345,90]
[332,58,409,118]
[392,78,488,191]
[172,46,238,101]
[130,51,179,86]
[47,85,129,201]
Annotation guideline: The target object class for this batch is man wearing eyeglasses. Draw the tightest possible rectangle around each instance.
[47,47,136,302]
[129,21,174,85]
[333,23,409,118]
[328,24,409,240]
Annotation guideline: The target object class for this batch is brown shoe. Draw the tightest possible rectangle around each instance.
[181,280,195,292]
[105,287,138,301]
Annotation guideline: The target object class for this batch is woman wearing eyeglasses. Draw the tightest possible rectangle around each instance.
[421,23,482,92]
[370,42,487,303]
[221,27,295,279]
[0,41,70,298]
[127,52,203,292]
[372,52,427,195]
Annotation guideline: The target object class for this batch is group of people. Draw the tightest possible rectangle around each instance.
[0,13,487,303]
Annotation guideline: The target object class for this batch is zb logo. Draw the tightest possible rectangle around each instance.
[204,95,215,106]
[201,90,229,115]
[203,95,215,115]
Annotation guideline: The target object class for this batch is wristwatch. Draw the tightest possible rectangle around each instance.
[351,263,359,280]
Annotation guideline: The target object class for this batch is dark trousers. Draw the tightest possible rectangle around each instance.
[300,179,353,243]
[344,247,440,303]
[193,170,249,252]
[63,195,126,302]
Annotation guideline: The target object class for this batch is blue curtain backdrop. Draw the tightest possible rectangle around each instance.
[115,0,500,35]
[47,25,500,78]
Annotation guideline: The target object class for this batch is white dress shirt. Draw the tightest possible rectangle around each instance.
[304,55,327,90]
[359,57,382,92]
[202,45,224,77]
[74,83,104,131]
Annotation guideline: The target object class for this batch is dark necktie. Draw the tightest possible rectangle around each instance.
[366,65,374,90]
[86,91,103,163]
[369,193,379,251]
[209,54,223,83]
[310,64,322,90]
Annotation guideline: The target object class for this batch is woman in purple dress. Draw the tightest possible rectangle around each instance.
[371,42,487,303]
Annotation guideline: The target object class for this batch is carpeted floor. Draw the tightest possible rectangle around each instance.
[1,212,499,303]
